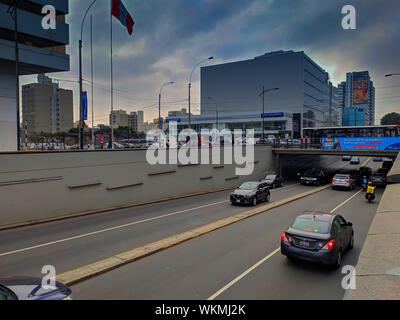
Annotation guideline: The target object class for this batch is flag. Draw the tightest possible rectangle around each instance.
[112,0,135,35]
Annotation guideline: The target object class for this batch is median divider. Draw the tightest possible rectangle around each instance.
[57,184,331,286]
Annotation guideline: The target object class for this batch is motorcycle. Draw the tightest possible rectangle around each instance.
[365,192,375,203]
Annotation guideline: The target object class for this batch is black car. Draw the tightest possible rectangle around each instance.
[281,213,354,268]
[260,173,284,189]
[359,166,372,179]
[342,155,352,161]
[0,277,72,300]
[230,182,270,206]
[300,168,326,186]
[382,160,393,170]
[371,173,386,187]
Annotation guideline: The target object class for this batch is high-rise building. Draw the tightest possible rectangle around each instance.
[0,0,70,151]
[22,74,73,136]
[128,112,138,132]
[338,71,375,126]
[137,110,144,132]
[109,110,129,128]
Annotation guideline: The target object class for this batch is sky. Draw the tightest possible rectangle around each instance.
[21,0,400,125]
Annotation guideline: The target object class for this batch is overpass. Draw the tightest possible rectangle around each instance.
[272,148,399,157]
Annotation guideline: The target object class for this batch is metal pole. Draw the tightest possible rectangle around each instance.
[188,83,191,129]
[110,0,114,149]
[159,92,161,129]
[79,40,83,149]
[13,0,21,151]
[90,15,94,149]
[262,86,265,140]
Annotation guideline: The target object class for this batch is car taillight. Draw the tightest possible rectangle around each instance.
[281,232,291,243]
[321,239,335,251]
[345,179,350,183]
[332,179,336,182]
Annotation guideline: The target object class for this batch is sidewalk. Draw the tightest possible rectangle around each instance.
[344,154,400,300]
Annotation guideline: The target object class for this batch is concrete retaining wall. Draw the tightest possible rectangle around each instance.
[0,146,277,227]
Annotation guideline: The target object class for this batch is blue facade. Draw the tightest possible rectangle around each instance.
[343,107,366,127]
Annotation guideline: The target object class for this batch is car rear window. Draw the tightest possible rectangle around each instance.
[291,217,330,234]
[334,175,349,179]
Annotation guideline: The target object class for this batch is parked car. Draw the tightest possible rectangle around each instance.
[350,156,360,164]
[371,173,386,188]
[300,168,326,186]
[373,157,383,162]
[0,277,72,300]
[260,173,284,189]
[359,166,372,179]
[281,213,354,268]
[332,174,356,191]
[230,181,270,206]
[342,155,352,161]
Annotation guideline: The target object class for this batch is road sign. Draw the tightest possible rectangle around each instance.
[82,91,88,121]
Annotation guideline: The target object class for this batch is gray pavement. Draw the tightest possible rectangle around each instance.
[70,159,383,299]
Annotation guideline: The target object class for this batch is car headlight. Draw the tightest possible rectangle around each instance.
[63,294,73,300]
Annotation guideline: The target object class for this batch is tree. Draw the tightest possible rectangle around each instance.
[381,112,400,125]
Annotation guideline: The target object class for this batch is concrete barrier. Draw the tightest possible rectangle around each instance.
[0,146,276,227]
[344,153,400,300]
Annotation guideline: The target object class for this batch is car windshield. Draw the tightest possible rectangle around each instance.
[303,170,318,177]
[238,183,258,190]
[264,175,276,180]
[291,217,330,234]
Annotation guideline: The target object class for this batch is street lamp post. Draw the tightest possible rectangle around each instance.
[159,81,174,130]
[188,57,214,129]
[79,0,97,149]
[259,87,279,140]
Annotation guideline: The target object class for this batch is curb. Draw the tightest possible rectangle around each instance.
[57,184,331,286]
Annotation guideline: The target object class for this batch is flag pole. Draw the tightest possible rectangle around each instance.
[110,0,114,150]
[90,14,95,150]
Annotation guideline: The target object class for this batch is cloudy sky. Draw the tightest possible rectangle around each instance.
[21,0,400,125]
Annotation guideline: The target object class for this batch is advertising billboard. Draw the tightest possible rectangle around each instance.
[353,71,369,105]
[322,137,400,151]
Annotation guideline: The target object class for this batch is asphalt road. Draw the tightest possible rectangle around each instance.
[67,158,383,299]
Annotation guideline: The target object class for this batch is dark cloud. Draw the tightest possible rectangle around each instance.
[20,0,400,124]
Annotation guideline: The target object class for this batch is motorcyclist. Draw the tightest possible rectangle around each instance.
[365,181,376,202]
[362,176,368,190]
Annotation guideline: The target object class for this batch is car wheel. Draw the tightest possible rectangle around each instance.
[265,192,270,202]
[272,183,276,189]
[334,250,342,269]
[348,233,354,249]
[252,197,257,206]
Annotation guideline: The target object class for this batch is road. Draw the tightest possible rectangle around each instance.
[0,157,383,299]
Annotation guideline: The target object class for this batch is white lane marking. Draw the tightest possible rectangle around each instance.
[207,187,364,300]
[207,248,281,300]
[0,183,300,257]
[330,189,363,214]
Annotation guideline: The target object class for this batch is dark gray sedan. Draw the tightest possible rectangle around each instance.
[230,181,270,206]
[281,213,354,268]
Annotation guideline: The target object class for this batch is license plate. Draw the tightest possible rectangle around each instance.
[299,240,309,247]
[236,199,241,203]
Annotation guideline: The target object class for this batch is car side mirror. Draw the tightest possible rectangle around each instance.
[347,222,352,227]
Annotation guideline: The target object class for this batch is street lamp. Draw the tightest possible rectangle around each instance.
[207,97,218,129]
[188,57,214,129]
[159,81,174,130]
[79,0,97,149]
[259,87,279,140]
